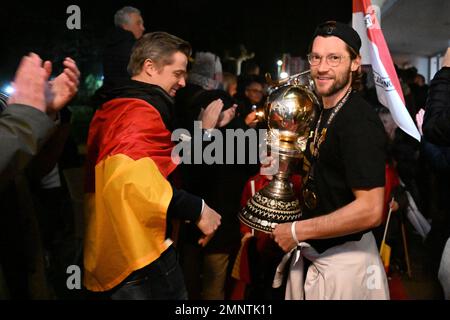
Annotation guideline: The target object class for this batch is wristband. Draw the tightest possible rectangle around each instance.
[291,221,300,246]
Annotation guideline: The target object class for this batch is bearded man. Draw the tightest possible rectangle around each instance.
[272,21,389,300]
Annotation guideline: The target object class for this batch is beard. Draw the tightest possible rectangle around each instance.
[313,67,352,98]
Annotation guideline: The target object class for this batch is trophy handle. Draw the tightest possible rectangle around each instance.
[265,70,311,89]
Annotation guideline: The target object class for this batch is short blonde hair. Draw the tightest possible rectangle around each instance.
[127,32,192,76]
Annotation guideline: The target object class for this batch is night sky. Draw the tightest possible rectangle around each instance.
[0,0,351,84]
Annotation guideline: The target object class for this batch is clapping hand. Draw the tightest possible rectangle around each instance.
[45,57,80,114]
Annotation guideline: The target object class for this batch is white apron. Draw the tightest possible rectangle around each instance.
[273,232,390,300]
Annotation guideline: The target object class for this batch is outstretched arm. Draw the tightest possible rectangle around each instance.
[1,53,80,189]
[1,53,52,188]
[273,186,384,252]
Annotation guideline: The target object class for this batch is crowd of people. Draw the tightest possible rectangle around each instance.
[0,6,449,300]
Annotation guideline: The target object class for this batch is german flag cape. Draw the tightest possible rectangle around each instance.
[84,91,177,292]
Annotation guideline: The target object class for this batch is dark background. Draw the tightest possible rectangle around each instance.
[0,0,351,85]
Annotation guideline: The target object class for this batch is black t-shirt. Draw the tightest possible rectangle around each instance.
[302,91,386,253]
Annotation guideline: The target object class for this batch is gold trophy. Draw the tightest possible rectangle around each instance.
[239,70,318,233]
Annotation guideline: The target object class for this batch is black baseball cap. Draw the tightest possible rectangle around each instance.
[312,21,362,54]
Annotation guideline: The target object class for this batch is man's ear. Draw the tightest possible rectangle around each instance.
[351,55,361,72]
[143,59,157,76]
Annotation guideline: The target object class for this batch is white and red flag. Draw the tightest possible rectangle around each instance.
[352,0,421,141]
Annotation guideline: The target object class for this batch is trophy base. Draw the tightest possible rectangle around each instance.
[239,188,302,233]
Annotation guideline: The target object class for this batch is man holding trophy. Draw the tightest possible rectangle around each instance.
[273,21,389,299]
[241,21,389,299]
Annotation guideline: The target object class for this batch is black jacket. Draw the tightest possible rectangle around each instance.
[0,104,54,190]
[91,28,136,109]
[174,86,255,252]
[423,67,450,146]
[0,104,62,299]
[102,27,135,87]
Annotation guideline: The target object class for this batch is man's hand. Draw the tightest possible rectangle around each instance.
[245,111,258,128]
[8,53,48,113]
[198,99,224,129]
[415,108,425,136]
[45,57,80,114]
[217,104,237,128]
[389,198,399,212]
[273,222,297,252]
[196,203,221,247]
[260,153,279,178]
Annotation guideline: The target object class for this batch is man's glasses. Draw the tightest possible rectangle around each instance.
[307,54,350,67]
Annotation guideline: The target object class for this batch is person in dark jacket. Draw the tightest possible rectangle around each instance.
[174,53,262,299]
[423,48,450,146]
[177,90,250,300]
[0,53,80,189]
[422,47,450,299]
[92,7,145,107]
[103,6,145,86]
[0,53,80,299]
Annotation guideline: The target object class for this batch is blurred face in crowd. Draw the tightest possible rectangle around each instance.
[227,81,237,97]
[123,13,145,39]
[144,51,188,97]
[414,74,425,86]
[379,110,397,141]
[245,82,264,105]
[310,36,360,101]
